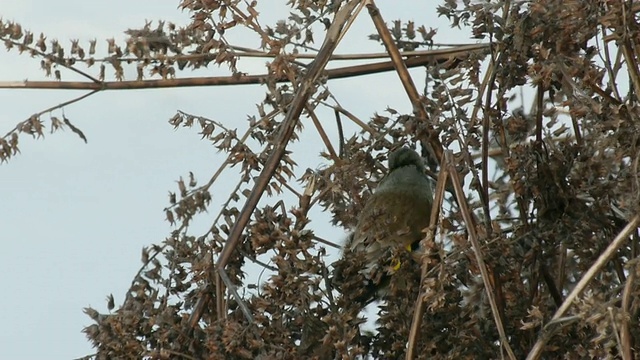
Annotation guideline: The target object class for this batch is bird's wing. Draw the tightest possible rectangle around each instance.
[350,188,431,274]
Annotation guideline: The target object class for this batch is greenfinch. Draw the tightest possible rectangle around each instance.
[343,147,433,302]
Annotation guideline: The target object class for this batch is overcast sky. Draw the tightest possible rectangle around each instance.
[0,1,469,359]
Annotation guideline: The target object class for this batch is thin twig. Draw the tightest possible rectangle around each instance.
[446,151,517,360]
[621,2,640,98]
[1,38,102,83]
[2,89,100,140]
[306,105,340,162]
[525,215,640,360]
[0,45,489,90]
[334,109,346,158]
[211,0,365,322]
[608,307,626,360]
[406,151,448,359]
[620,257,636,360]
[535,85,543,143]
[365,0,444,162]
[481,56,495,236]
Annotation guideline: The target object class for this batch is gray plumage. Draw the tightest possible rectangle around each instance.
[348,147,433,294]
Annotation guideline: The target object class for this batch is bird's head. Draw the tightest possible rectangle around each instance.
[388,147,425,172]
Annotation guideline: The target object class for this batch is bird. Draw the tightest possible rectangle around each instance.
[338,147,434,303]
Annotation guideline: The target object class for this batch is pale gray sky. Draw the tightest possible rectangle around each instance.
[0,2,467,358]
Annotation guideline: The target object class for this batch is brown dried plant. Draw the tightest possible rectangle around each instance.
[3,0,640,359]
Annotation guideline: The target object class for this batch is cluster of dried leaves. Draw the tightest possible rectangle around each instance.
[4,0,640,358]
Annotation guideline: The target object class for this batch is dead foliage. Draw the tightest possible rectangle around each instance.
[3,0,640,359]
